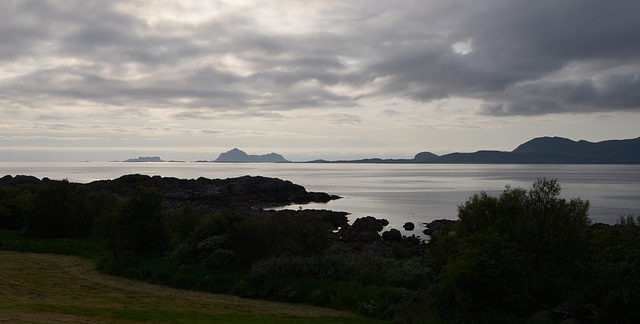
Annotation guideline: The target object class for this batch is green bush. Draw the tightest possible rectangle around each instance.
[94,186,169,257]
[419,179,592,322]
[229,212,333,264]
[457,179,591,266]
[0,186,33,230]
[588,215,640,323]
[25,180,96,237]
[197,235,236,269]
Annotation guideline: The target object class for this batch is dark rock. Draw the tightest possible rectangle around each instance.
[351,216,389,232]
[382,229,402,241]
[85,174,340,213]
[423,228,436,236]
[423,219,456,236]
[405,234,422,245]
[403,222,415,231]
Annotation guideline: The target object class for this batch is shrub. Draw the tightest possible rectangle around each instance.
[25,180,96,237]
[94,186,169,257]
[230,212,333,264]
[197,235,236,269]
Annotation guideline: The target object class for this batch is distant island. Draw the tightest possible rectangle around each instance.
[120,156,184,162]
[206,148,289,163]
[123,156,164,162]
[310,136,640,164]
[117,136,640,164]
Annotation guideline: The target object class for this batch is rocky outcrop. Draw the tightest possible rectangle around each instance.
[337,216,387,247]
[382,228,402,241]
[84,174,340,212]
[0,174,340,214]
[423,219,456,236]
[351,216,389,232]
[336,216,427,257]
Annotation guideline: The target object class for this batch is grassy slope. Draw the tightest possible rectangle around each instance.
[0,250,382,323]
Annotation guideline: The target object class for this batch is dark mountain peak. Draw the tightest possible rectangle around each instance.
[508,136,640,163]
[413,151,439,162]
[512,136,583,154]
[214,148,288,162]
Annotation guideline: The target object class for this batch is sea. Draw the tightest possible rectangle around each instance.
[1,162,639,237]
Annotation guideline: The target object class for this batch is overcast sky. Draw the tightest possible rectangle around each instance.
[1,0,639,162]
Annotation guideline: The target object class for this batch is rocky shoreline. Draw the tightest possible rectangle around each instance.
[0,174,460,257]
[0,174,340,212]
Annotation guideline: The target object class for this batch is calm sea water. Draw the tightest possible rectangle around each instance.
[1,162,639,237]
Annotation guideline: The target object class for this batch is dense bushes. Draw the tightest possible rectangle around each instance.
[0,180,119,238]
[0,186,32,230]
[94,186,169,257]
[2,178,640,323]
[402,179,635,323]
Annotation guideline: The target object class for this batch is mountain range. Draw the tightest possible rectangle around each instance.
[122,137,640,164]
[315,136,640,164]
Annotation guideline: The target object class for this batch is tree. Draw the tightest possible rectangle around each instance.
[25,180,95,237]
[423,179,592,321]
[95,186,169,257]
[456,178,591,265]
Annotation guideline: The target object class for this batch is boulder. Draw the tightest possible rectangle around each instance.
[403,222,415,231]
[351,216,389,232]
[423,219,456,236]
[382,229,403,241]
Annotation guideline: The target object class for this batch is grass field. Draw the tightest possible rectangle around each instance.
[0,250,383,323]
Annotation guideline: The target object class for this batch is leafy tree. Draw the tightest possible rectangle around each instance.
[25,180,96,237]
[457,178,591,265]
[425,232,532,322]
[164,205,203,246]
[0,186,33,231]
[230,212,333,264]
[95,186,169,257]
[421,179,592,322]
[589,215,640,323]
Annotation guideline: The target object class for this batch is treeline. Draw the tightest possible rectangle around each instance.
[1,178,639,323]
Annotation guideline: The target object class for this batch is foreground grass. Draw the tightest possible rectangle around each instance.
[0,250,382,323]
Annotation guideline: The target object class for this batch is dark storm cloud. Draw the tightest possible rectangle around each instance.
[1,0,639,117]
[362,0,640,115]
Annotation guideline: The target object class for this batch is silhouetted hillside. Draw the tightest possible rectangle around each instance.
[213,148,289,162]
[311,136,640,164]
[420,136,640,163]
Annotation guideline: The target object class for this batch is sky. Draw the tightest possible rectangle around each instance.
[1,0,639,162]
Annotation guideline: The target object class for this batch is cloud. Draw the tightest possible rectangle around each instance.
[1,0,639,123]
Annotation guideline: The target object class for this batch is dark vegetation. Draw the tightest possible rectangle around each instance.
[1,175,639,323]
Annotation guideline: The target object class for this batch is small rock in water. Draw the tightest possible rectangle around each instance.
[403,222,415,231]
